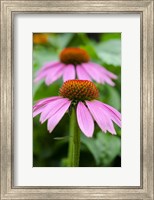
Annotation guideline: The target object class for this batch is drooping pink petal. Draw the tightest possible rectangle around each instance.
[101,76,115,86]
[94,100,121,127]
[33,97,62,117]
[103,103,121,120]
[35,63,61,82]
[36,61,60,75]
[102,68,117,79]
[34,70,49,82]
[45,63,65,85]
[77,102,94,137]
[85,100,107,133]
[82,62,117,86]
[35,62,61,82]
[63,64,75,82]
[40,98,70,123]
[90,62,117,79]
[34,96,60,107]
[45,70,63,85]
[105,118,116,135]
[94,100,121,129]
[86,100,117,135]
[33,106,46,118]
[76,65,92,81]
[102,105,121,127]
[33,96,61,112]
[47,100,71,133]
[82,63,101,82]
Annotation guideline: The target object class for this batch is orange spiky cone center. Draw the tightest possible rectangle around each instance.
[60,47,90,65]
[59,80,99,101]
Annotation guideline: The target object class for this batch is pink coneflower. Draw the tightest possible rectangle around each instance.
[34,47,117,86]
[33,33,48,44]
[33,80,121,137]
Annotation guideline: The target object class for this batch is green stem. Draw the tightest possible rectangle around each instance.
[68,107,80,167]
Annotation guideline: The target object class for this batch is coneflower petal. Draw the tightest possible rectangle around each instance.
[77,102,94,137]
[83,62,117,85]
[100,76,115,86]
[33,96,61,117]
[82,63,102,83]
[36,61,60,75]
[76,65,92,81]
[45,64,65,85]
[85,100,107,133]
[33,107,45,118]
[40,98,70,123]
[35,63,64,83]
[93,100,121,133]
[103,103,121,120]
[33,96,60,112]
[86,100,117,135]
[34,70,49,82]
[102,104,121,127]
[93,101,121,127]
[90,62,117,79]
[47,100,71,133]
[63,64,75,82]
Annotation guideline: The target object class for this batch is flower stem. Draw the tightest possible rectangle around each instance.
[68,107,80,167]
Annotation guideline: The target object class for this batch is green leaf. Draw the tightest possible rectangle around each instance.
[48,33,74,49]
[33,114,69,167]
[33,80,43,97]
[107,86,121,110]
[81,132,121,166]
[67,34,89,47]
[81,134,101,165]
[33,46,58,72]
[95,132,121,166]
[95,39,121,66]
[77,33,92,44]
[98,84,121,110]
[53,136,69,140]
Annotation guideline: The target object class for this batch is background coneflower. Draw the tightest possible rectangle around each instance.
[33,33,48,45]
[34,47,117,86]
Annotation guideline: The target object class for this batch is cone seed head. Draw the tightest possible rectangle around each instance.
[59,80,99,101]
[60,47,90,65]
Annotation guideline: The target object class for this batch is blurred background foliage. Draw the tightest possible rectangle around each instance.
[33,33,121,167]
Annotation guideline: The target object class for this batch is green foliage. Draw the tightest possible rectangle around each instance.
[33,45,58,72]
[48,33,74,49]
[98,84,121,110]
[33,33,121,167]
[95,39,121,66]
[100,33,121,41]
[33,114,69,167]
[33,81,61,101]
[81,132,121,166]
